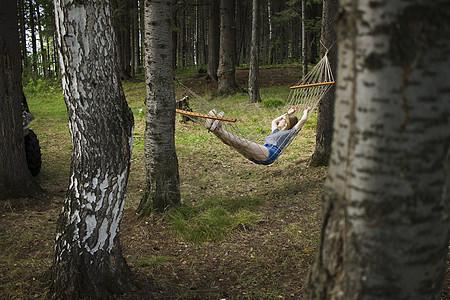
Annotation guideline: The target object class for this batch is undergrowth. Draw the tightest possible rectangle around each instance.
[168,196,263,243]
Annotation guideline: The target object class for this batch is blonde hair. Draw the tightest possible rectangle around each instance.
[285,114,298,130]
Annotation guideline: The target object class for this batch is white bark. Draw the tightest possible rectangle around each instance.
[138,0,180,215]
[301,0,307,77]
[307,0,450,299]
[52,0,134,296]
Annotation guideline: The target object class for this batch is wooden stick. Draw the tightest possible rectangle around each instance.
[290,81,335,89]
[175,109,237,123]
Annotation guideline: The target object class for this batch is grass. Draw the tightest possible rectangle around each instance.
[2,70,327,299]
[136,256,172,268]
[168,195,263,243]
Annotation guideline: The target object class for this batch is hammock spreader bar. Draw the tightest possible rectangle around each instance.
[176,109,237,123]
[290,81,335,89]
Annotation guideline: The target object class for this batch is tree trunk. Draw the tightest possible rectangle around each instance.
[130,0,136,77]
[217,0,238,95]
[195,1,201,66]
[200,5,208,67]
[207,0,220,81]
[261,0,269,65]
[235,0,250,66]
[0,0,42,200]
[18,0,28,70]
[139,0,145,71]
[248,0,261,103]
[172,5,179,70]
[306,1,450,299]
[36,5,48,77]
[267,0,274,64]
[301,0,308,78]
[290,19,299,62]
[137,0,181,215]
[135,0,141,74]
[53,31,59,77]
[181,9,187,68]
[112,0,132,79]
[29,0,38,75]
[51,0,135,297]
[310,0,338,167]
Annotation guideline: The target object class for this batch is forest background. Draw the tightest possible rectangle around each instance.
[17,0,323,81]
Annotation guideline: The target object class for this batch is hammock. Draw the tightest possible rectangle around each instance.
[176,52,334,163]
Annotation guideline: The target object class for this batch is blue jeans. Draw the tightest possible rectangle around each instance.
[248,144,281,165]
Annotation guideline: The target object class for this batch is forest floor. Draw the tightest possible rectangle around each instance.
[0,67,449,299]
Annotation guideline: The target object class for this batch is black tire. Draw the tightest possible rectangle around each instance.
[24,129,42,176]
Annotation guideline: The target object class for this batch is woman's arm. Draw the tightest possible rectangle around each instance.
[293,107,311,131]
[271,106,297,131]
[271,114,285,131]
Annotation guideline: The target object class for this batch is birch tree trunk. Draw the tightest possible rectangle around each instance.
[248,0,261,104]
[18,0,28,69]
[51,0,135,297]
[301,0,308,78]
[137,0,180,215]
[29,0,38,75]
[306,0,450,299]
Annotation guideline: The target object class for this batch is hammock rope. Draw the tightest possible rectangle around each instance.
[286,51,334,119]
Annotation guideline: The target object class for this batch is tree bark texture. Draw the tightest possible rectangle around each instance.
[52,0,135,297]
[138,0,181,215]
[0,0,42,200]
[217,0,238,95]
[311,0,338,167]
[248,0,261,104]
[306,0,450,299]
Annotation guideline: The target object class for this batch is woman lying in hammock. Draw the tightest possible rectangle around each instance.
[205,106,311,165]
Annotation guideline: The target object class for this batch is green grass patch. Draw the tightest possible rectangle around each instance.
[137,256,172,268]
[261,98,285,108]
[303,112,318,130]
[174,66,205,79]
[260,85,292,102]
[168,196,263,243]
[24,82,67,126]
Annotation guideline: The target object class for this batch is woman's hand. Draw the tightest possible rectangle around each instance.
[287,106,297,115]
[293,107,311,131]
[301,107,311,121]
